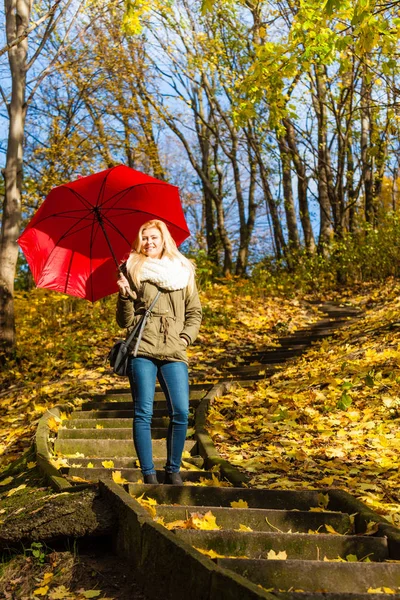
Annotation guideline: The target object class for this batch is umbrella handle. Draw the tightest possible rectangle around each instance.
[117,266,136,300]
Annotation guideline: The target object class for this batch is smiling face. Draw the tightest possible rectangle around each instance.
[141,226,164,259]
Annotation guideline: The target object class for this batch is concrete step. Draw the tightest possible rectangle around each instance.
[94,389,207,402]
[63,417,173,429]
[66,467,215,483]
[153,505,353,534]
[70,408,178,420]
[80,399,201,411]
[54,438,197,458]
[128,485,325,510]
[174,529,388,561]
[217,558,400,595]
[57,427,170,440]
[60,456,205,469]
[274,593,400,600]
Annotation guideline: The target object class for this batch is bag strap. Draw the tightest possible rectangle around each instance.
[132,290,162,357]
[123,290,162,353]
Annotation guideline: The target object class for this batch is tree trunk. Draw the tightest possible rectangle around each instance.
[278,136,300,251]
[236,148,257,276]
[312,65,333,250]
[0,0,30,354]
[361,70,374,223]
[246,128,286,259]
[283,118,315,253]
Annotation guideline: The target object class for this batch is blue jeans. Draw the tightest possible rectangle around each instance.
[127,357,189,475]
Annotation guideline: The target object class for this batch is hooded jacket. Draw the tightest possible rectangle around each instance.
[116,276,202,364]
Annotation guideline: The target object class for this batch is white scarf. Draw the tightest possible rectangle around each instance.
[140,257,190,291]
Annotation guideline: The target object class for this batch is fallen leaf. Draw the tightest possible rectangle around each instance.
[112,471,129,484]
[230,499,248,508]
[0,476,14,486]
[101,460,114,469]
[7,484,26,497]
[33,586,49,596]
[194,547,225,559]
[267,549,287,560]
[235,524,253,532]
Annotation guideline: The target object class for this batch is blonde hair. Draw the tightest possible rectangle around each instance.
[126,220,195,293]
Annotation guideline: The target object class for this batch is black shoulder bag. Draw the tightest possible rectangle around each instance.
[108,291,161,376]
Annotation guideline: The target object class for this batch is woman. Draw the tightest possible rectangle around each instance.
[116,219,202,485]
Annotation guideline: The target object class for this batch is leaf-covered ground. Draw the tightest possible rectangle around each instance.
[207,279,400,526]
[0,280,318,470]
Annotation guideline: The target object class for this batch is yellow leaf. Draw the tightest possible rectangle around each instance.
[0,476,14,486]
[34,586,49,596]
[96,424,104,430]
[70,476,89,483]
[267,549,287,560]
[325,524,341,535]
[133,493,158,518]
[49,585,71,599]
[41,572,53,585]
[87,462,94,468]
[81,591,101,599]
[48,416,61,432]
[101,460,114,469]
[235,524,253,532]
[7,484,26,497]
[181,460,203,471]
[27,462,36,469]
[112,471,129,484]
[194,547,225,559]
[230,499,248,508]
[190,511,220,530]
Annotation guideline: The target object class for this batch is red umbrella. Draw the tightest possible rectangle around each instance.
[18,165,190,301]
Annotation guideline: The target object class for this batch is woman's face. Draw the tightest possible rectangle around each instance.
[141,227,164,259]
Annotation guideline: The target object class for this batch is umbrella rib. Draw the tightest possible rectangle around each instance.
[63,249,75,295]
[27,210,94,228]
[35,219,98,274]
[97,165,118,207]
[88,214,97,303]
[99,212,135,248]
[64,187,96,210]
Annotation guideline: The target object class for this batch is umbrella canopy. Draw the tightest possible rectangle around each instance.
[18,165,190,301]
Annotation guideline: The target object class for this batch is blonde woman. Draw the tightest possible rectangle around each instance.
[116,220,202,484]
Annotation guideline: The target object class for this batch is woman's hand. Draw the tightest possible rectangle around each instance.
[117,273,131,297]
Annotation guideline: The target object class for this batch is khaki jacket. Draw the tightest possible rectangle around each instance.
[116,280,202,363]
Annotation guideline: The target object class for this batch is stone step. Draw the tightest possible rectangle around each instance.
[128,485,325,511]
[217,558,400,595]
[66,467,215,483]
[274,593,400,600]
[94,389,207,402]
[153,505,352,534]
[106,382,209,394]
[70,408,178,420]
[57,427,174,440]
[60,456,205,469]
[63,417,174,428]
[174,529,388,562]
[80,399,201,411]
[54,438,197,458]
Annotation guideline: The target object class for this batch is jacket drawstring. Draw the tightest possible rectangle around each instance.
[160,316,170,343]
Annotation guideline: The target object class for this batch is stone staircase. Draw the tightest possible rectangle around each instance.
[37,301,400,599]
[55,387,213,485]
